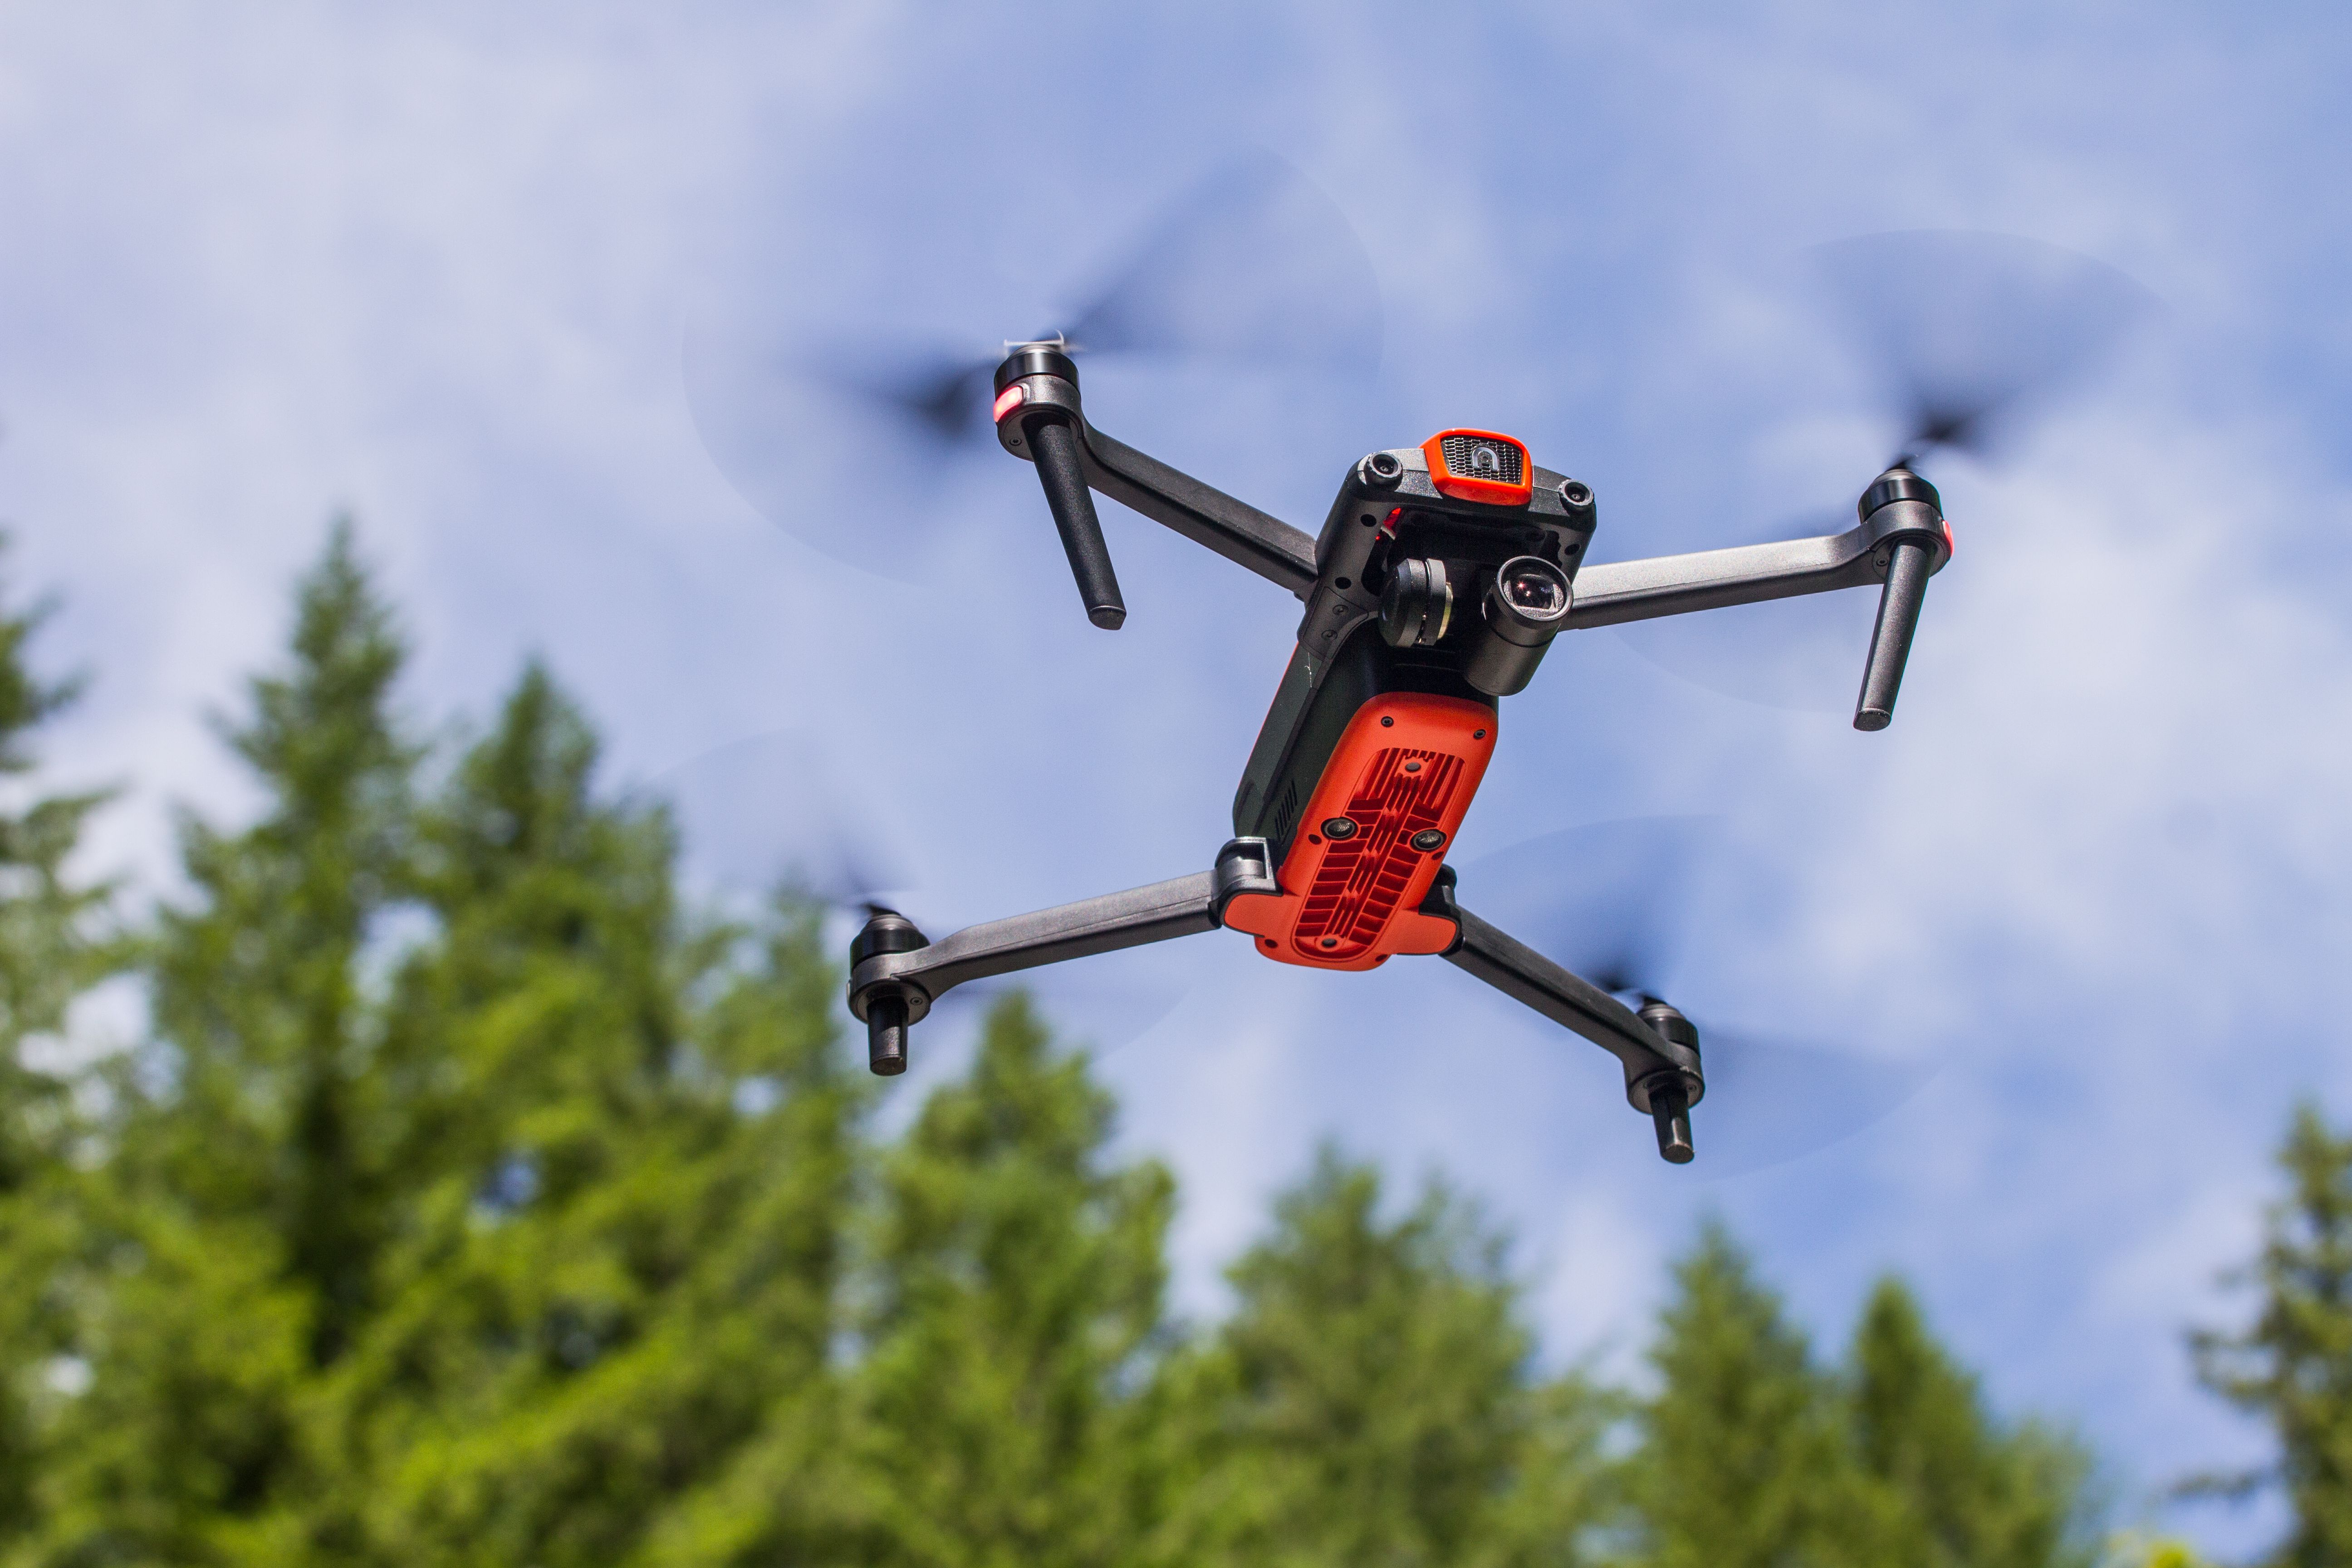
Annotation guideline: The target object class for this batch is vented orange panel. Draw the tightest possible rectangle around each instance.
[1222,693,1496,970]
[1422,428,1533,507]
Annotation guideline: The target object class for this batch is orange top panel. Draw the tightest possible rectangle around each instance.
[1222,692,1496,970]
[1422,428,1534,507]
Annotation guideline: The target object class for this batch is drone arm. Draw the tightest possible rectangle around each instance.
[1567,467,1954,632]
[1076,422,1320,598]
[848,838,1280,1072]
[1567,526,1895,627]
[995,351,1319,600]
[856,873,1219,1008]
[1566,474,1950,730]
[1419,870,1703,1162]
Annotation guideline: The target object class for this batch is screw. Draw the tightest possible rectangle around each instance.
[1319,937,1338,949]
[1473,728,1486,740]
[1410,828,1446,851]
[1403,760,1421,774]
[1321,817,1358,840]
[1380,715,1394,728]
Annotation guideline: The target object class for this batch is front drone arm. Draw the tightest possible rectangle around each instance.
[1418,868,1704,1163]
[848,839,1281,1074]
[992,346,1319,605]
[1568,528,1893,627]
[1566,469,1951,730]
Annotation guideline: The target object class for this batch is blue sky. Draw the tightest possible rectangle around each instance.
[5,3,2351,1554]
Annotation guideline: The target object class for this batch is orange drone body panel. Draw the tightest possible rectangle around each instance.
[1422,428,1534,508]
[1223,692,1496,970]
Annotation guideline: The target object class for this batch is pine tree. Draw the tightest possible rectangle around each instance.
[0,542,112,1554]
[1636,1221,1861,1568]
[1163,1148,1625,1568]
[1846,1275,2093,1568]
[24,523,419,1563]
[837,994,1177,1568]
[288,663,865,1566]
[2191,1101,2352,1568]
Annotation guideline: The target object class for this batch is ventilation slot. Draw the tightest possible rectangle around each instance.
[1270,779,1301,853]
[1441,435,1523,485]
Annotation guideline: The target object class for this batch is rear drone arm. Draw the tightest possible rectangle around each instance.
[848,839,1282,1073]
[990,346,1319,617]
[1080,421,1320,595]
[1416,867,1705,1162]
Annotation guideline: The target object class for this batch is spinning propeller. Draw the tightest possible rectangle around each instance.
[658,730,1188,1060]
[682,149,1382,580]
[1460,818,1938,1175]
[1615,229,2157,712]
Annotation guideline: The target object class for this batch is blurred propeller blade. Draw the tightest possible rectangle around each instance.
[1811,229,2157,468]
[1062,147,1383,371]
[1459,817,1726,997]
[1684,1023,1938,1176]
[659,729,922,918]
[682,149,1381,580]
[1607,233,2152,712]
[682,334,981,582]
[1458,818,1934,1174]
[1611,509,1872,714]
[655,729,1188,1056]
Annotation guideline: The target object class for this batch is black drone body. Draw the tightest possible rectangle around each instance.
[846,343,1953,1165]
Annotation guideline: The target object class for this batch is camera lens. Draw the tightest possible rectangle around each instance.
[1496,559,1570,622]
[1465,556,1573,698]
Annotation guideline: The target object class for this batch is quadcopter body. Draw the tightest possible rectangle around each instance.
[847,341,1952,1166]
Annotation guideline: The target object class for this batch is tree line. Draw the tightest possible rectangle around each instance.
[0,528,2337,1565]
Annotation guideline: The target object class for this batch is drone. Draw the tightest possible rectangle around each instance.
[843,336,1951,1165]
[685,160,2147,1169]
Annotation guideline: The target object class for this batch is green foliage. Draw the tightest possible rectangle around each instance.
[1638,1220,1859,1568]
[1637,1225,2095,1568]
[0,520,2117,1566]
[1164,1149,1625,1568]
[1849,1276,2093,1568]
[2192,1101,2352,1568]
[0,540,113,1556]
[290,664,863,1567]
[831,995,1176,1567]
[26,522,419,1563]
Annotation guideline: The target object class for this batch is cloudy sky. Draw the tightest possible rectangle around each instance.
[5,3,2349,1553]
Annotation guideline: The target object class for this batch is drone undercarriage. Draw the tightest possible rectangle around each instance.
[850,346,1951,1166]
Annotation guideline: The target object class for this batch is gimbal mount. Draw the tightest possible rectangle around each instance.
[850,345,1951,1165]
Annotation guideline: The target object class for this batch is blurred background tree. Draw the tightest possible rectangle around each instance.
[2190,1102,2352,1568]
[0,524,2271,1565]
[0,539,114,1556]
[1154,1149,1626,1568]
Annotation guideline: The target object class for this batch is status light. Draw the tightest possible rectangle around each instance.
[992,384,1028,422]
